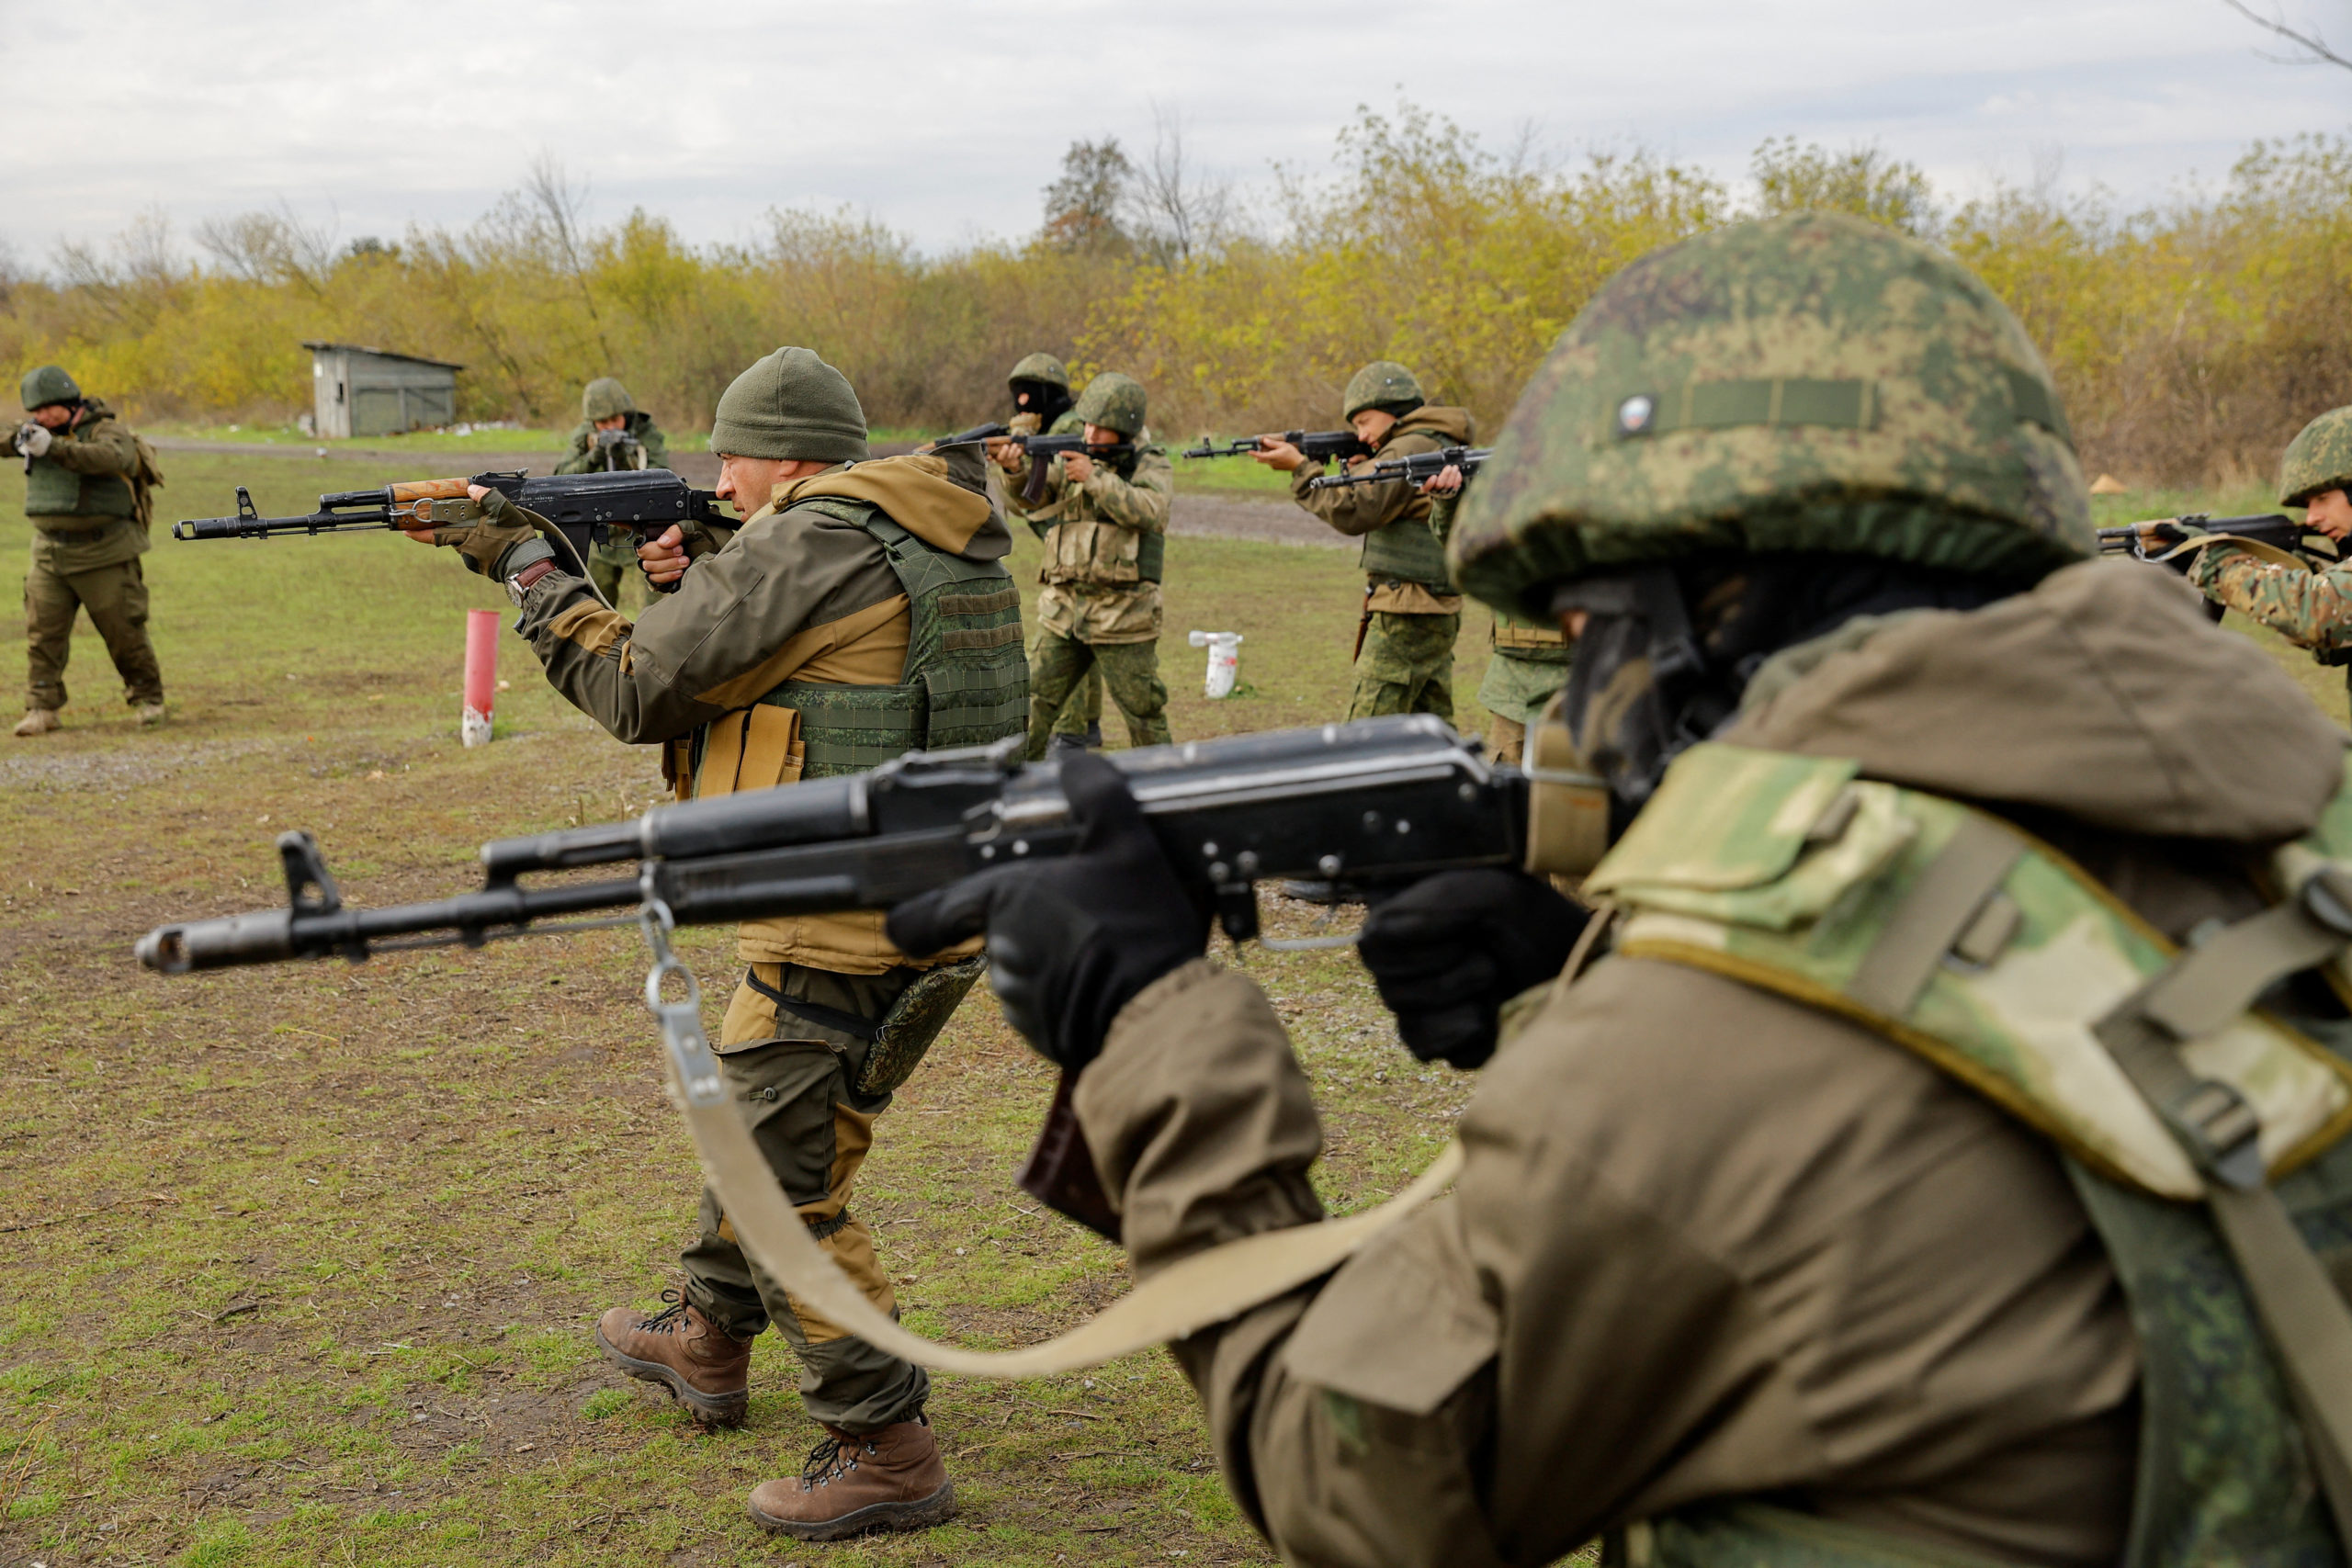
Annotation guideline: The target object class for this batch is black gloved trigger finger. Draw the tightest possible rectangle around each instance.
[886,871,1008,957]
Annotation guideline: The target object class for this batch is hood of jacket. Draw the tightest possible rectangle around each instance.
[1385,404,1475,450]
[768,450,1011,561]
[1728,559,2349,844]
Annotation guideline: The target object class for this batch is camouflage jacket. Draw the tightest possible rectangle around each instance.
[5,399,152,572]
[552,411,671,475]
[1070,563,2352,1566]
[2192,540,2352,654]
[513,446,1007,972]
[1011,437,1174,645]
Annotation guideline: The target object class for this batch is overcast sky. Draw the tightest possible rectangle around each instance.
[4,0,2346,266]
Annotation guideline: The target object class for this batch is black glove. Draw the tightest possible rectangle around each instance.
[1355,870,1589,1069]
[887,751,1209,1071]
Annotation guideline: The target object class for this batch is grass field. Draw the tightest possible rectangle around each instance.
[0,455,2334,1568]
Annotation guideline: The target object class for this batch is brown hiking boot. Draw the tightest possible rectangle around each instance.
[13,708,59,738]
[594,1289,752,1428]
[746,1415,956,1540]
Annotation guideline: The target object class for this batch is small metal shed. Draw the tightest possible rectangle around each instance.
[302,341,462,439]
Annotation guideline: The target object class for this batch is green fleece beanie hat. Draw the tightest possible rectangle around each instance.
[709,347,869,463]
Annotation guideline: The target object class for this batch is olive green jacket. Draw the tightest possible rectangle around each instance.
[5,399,151,573]
[1074,562,2351,1567]
[552,411,671,476]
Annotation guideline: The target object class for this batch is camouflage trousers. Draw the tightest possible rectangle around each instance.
[1025,631,1170,758]
[679,962,930,1434]
[1051,662,1104,739]
[1348,611,1459,722]
[24,557,164,713]
[585,538,646,613]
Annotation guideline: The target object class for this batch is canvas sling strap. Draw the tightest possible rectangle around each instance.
[636,903,1463,1377]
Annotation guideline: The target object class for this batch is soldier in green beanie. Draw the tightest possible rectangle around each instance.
[5,365,167,736]
[889,213,2352,1563]
[553,377,671,609]
[996,353,1102,750]
[1252,360,1469,723]
[403,344,1023,1540]
[995,370,1174,757]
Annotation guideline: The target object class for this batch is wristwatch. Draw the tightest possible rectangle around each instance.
[505,557,559,605]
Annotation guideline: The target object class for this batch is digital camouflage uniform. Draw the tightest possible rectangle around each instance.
[1071,216,2352,1566]
[553,378,671,609]
[2190,404,2352,709]
[996,354,1100,744]
[1011,371,1174,758]
[510,351,1024,1438]
[1290,363,1469,722]
[4,367,164,721]
[1430,490,1570,763]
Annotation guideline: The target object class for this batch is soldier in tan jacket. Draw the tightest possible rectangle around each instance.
[411,346,1025,1541]
[889,218,2352,1566]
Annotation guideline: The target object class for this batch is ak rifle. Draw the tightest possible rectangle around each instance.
[927,423,1138,506]
[1305,445,1490,492]
[1182,431,1372,465]
[172,468,738,594]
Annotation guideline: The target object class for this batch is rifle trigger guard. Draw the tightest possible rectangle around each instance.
[639,900,727,1107]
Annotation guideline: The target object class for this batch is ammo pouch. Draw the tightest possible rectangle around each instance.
[752,955,988,1097]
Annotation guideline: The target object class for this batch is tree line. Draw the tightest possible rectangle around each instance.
[0,106,2345,487]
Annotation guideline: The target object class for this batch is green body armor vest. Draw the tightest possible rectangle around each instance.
[25,450,134,521]
[1358,504,1450,589]
[688,501,1027,789]
[1586,742,2352,1568]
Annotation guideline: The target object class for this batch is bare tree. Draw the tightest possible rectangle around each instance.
[2222,0,2352,70]
[1125,105,1233,266]
[525,151,615,362]
[195,201,338,295]
[1042,139,1136,254]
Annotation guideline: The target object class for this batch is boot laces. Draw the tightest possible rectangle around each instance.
[799,1432,872,1489]
[639,1289,691,1336]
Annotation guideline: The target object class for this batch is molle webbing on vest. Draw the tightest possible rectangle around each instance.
[1136,530,1165,584]
[707,498,1026,786]
[25,455,133,520]
[1359,513,1450,589]
[1493,605,1571,656]
[1589,741,2352,1567]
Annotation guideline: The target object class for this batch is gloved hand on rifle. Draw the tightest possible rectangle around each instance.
[15,422,51,458]
[2124,517,2209,565]
[402,485,554,581]
[887,751,1211,1072]
[594,426,630,451]
[1355,870,1589,1069]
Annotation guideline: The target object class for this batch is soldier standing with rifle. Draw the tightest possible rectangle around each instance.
[999,352,1102,751]
[554,377,671,609]
[2172,404,2352,711]
[890,214,2352,1564]
[996,370,1173,757]
[405,346,1026,1541]
[1253,361,1470,722]
[5,365,166,736]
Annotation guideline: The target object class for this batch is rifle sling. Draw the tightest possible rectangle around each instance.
[666,1021,1461,1376]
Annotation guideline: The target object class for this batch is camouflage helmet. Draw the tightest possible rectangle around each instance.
[1451,212,2092,617]
[582,377,637,422]
[1007,352,1070,391]
[1341,360,1424,421]
[1072,371,1147,437]
[19,365,78,411]
[2278,406,2352,506]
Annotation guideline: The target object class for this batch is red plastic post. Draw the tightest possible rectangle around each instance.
[462,608,499,747]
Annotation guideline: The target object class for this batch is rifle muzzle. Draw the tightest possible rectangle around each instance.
[136,908,296,974]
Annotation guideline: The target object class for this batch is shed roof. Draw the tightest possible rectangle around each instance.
[300,340,464,371]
